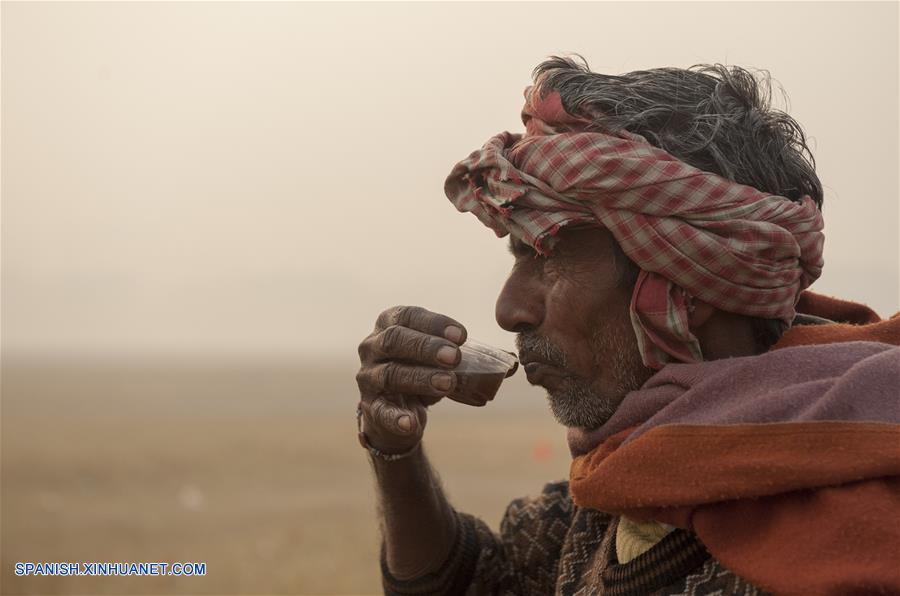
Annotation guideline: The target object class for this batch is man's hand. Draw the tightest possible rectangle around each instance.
[356,306,467,454]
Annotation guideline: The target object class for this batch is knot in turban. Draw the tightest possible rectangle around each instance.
[444,78,825,369]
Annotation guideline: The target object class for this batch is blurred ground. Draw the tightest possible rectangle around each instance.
[1,359,569,595]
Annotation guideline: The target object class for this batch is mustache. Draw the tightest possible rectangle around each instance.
[515,332,568,368]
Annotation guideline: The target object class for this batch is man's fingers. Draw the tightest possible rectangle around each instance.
[360,396,424,437]
[356,362,456,398]
[360,326,461,368]
[354,306,465,453]
[375,306,467,345]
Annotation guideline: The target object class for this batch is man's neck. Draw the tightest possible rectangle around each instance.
[694,311,759,360]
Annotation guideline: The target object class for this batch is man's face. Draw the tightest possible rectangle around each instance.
[495,227,655,430]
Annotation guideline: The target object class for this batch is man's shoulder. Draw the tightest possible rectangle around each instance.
[501,480,615,534]
[536,479,571,501]
[501,480,572,530]
[509,480,571,508]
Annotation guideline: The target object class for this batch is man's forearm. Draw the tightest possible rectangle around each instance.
[371,444,458,580]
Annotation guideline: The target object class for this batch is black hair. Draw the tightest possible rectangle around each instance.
[534,56,823,208]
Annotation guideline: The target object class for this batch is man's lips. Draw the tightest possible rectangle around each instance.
[518,351,556,370]
[523,361,568,386]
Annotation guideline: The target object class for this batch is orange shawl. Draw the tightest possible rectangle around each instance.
[570,292,900,595]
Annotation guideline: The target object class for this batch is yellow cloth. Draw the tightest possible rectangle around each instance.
[615,516,675,564]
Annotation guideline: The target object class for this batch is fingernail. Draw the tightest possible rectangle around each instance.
[444,326,463,344]
[431,372,452,391]
[397,415,412,432]
[437,345,459,365]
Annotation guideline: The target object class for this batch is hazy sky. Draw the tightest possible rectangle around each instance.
[3,2,898,363]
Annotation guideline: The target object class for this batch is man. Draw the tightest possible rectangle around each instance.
[355,57,900,595]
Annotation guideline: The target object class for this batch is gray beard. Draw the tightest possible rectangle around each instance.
[517,324,649,430]
[546,377,619,430]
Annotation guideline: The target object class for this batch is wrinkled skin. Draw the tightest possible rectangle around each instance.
[496,226,656,430]
[356,305,467,453]
[355,226,760,579]
[356,226,656,453]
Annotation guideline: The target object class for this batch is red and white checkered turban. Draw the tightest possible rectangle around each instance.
[445,80,825,369]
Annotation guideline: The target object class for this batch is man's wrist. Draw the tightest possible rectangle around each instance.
[357,406,422,460]
[360,431,422,461]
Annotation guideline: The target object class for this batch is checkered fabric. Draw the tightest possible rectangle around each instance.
[445,83,825,368]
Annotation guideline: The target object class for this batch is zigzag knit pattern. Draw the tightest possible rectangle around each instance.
[382,481,766,595]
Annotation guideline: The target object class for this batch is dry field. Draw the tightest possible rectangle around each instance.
[1,359,570,595]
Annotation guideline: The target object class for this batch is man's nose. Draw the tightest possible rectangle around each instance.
[495,271,544,333]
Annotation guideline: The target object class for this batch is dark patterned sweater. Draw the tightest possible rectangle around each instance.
[382,481,766,596]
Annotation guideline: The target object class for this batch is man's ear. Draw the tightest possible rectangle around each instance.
[688,298,717,330]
